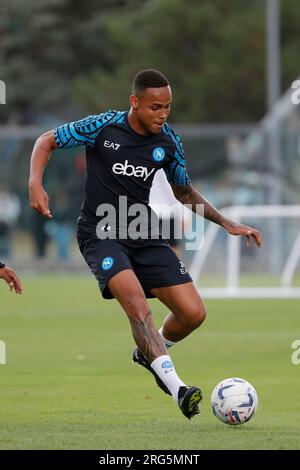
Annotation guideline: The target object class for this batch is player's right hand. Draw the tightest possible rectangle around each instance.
[29,182,53,218]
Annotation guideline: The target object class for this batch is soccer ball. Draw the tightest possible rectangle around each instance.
[211,377,258,425]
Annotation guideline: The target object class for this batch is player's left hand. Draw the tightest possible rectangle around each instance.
[226,221,262,247]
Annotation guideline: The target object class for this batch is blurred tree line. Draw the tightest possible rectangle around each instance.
[0,0,299,124]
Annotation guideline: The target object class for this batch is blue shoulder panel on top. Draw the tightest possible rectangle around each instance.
[54,110,126,148]
[162,123,191,186]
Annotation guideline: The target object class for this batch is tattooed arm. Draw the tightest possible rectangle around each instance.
[172,184,262,247]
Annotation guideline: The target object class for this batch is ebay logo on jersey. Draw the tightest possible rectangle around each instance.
[112,160,155,181]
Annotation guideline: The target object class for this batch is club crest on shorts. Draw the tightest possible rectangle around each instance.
[102,257,114,270]
[152,147,165,162]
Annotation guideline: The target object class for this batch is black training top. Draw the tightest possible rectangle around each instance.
[54,110,190,243]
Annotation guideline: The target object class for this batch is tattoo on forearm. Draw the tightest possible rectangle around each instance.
[172,184,226,227]
[130,310,167,362]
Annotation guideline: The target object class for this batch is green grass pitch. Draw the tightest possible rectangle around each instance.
[0,277,299,450]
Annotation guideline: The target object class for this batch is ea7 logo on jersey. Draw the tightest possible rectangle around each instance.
[104,140,120,150]
[112,160,155,181]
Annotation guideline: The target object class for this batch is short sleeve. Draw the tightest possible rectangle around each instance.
[53,110,124,149]
[162,124,191,186]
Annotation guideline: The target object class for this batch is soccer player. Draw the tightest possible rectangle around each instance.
[28,69,262,419]
[0,262,22,294]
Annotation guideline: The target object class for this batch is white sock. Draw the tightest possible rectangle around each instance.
[151,355,186,402]
[159,327,177,350]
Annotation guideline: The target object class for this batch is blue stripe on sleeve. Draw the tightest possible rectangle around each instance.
[162,123,191,186]
[54,110,126,149]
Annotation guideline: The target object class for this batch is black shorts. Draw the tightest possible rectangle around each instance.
[77,226,192,300]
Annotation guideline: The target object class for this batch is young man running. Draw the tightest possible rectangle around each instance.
[29,69,262,419]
